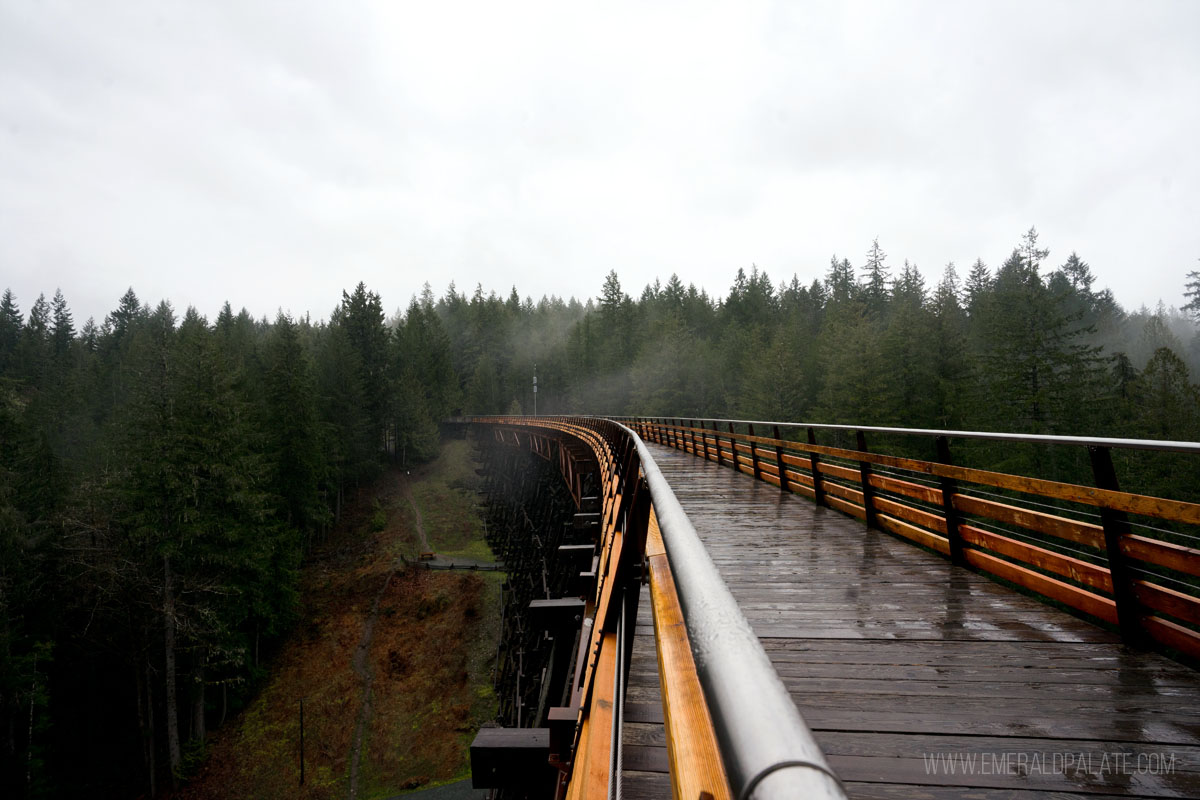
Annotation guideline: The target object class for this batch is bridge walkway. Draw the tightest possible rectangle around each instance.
[628,442,1200,798]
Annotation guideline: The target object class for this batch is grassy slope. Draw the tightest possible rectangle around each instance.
[178,438,500,799]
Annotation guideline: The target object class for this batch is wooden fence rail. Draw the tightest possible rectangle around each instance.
[628,416,1200,662]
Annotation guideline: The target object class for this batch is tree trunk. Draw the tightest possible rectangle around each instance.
[138,659,157,798]
[26,652,36,796]
[191,659,206,743]
[163,554,182,786]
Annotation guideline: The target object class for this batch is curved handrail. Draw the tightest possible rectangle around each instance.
[611,420,846,800]
[473,415,847,799]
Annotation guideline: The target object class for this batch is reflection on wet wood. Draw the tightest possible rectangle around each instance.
[647,442,1200,799]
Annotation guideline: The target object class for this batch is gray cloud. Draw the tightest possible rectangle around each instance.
[2,0,1198,325]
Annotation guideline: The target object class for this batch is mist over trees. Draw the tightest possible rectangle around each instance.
[1,229,1199,796]
[445,230,1200,442]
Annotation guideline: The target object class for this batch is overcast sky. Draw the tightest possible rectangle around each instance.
[2,0,1199,325]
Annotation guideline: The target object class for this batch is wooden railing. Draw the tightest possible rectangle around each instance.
[472,416,846,800]
[626,417,1200,662]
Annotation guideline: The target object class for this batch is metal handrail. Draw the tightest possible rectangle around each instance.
[611,421,846,800]
[603,415,1200,455]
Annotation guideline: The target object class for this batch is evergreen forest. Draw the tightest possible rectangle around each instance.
[2,227,1200,796]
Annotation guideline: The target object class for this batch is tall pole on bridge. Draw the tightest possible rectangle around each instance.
[532,363,537,416]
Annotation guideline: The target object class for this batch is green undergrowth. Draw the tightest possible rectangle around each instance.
[409,439,496,563]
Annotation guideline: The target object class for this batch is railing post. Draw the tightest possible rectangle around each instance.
[727,422,737,472]
[856,430,877,529]
[807,427,825,506]
[935,436,966,567]
[773,425,789,494]
[688,419,699,456]
[747,424,762,481]
[1088,445,1145,645]
[712,421,723,467]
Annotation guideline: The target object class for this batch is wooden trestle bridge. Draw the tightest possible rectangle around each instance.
[462,416,1200,800]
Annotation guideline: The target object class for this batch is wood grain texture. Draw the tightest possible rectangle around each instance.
[960,525,1113,593]
[645,508,731,799]
[646,441,1200,799]
[1122,535,1200,578]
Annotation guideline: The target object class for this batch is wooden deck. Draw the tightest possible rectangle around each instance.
[623,442,1200,798]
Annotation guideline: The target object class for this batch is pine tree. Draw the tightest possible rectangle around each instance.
[1061,252,1095,293]
[879,262,936,425]
[264,314,327,538]
[963,257,991,313]
[338,283,390,452]
[861,238,890,316]
[50,289,74,359]
[1183,266,1200,323]
[17,294,50,381]
[315,322,374,518]
[931,264,969,427]
[1134,347,1198,439]
[0,290,21,376]
[973,237,1106,435]
[825,256,856,305]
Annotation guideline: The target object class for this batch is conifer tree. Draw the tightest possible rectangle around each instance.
[0,290,21,375]
[264,313,327,539]
[861,238,890,316]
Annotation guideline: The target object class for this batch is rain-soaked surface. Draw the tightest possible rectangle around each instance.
[621,442,1200,799]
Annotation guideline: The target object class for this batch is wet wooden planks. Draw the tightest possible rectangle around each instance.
[647,443,1200,799]
[622,583,671,798]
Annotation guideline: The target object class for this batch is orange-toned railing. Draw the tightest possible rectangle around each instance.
[627,416,1200,662]
[473,416,846,800]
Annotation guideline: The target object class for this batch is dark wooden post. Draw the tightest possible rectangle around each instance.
[773,425,789,494]
[935,436,966,566]
[856,431,877,529]
[1088,445,1144,645]
[807,427,825,506]
[688,419,699,456]
[727,422,738,472]
[747,424,762,480]
[712,421,724,467]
